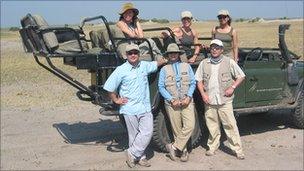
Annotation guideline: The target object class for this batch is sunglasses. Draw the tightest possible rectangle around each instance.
[127,51,139,55]
[217,15,228,20]
[210,46,222,51]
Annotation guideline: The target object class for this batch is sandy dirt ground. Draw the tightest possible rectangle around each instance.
[1,101,303,170]
[1,28,303,170]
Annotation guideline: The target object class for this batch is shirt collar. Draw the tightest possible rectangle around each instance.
[126,61,141,70]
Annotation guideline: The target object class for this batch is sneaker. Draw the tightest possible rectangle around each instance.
[125,150,135,168]
[138,158,151,167]
[205,150,215,156]
[180,150,189,162]
[236,153,245,160]
[166,144,177,161]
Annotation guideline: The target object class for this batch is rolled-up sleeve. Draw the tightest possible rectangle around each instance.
[158,68,173,101]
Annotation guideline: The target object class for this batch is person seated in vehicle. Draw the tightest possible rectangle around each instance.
[116,2,163,61]
[158,43,196,162]
[211,9,239,62]
[162,11,202,63]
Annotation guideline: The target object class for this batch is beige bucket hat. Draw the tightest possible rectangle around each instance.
[125,43,140,53]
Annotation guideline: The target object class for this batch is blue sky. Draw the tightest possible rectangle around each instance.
[1,1,303,27]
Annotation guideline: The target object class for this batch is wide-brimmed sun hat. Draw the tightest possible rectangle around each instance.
[164,43,184,56]
[217,9,230,17]
[119,2,139,16]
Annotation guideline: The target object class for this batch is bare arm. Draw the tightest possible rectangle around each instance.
[188,29,201,63]
[134,20,144,38]
[211,27,216,39]
[108,92,128,105]
[232,29,239,61]
[197,81,210,104]
[224,76,245,97]
[116,21,137,38]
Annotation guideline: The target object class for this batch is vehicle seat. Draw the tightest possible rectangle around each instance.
[21,14,89,55]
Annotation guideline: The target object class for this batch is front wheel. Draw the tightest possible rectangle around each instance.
[292,91,304,129]
[152,105,205,152]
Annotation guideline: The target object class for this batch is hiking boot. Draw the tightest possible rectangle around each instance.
[236,153,245,160]
[166,144,177,161]
[125,150,135,168]
[180,150,189,162]
[138,158,151,167]
[205,150,215,156]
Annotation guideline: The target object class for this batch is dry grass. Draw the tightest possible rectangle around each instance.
[1,20,303,110]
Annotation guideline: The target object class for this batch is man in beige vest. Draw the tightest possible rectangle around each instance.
[195,39,245,160]
[158,43,196,162]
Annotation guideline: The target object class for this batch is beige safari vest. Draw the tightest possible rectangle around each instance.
[202,57,234,103]
[163,62,190,100]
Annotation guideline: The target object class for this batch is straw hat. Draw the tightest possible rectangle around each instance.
[164,43,184,56]
[119,2,139,16]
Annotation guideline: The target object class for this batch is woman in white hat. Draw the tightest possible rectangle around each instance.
[116,2,162,60]
[163,11,201,63]
[211,9,239,62]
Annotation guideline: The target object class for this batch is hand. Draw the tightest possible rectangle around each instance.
[181,96,191,107]
[188,56,197,63]
[224,87,235,97]
[201,93,210,105]
[171,99,181,108]
[201,44,209,49]
[114,97,128,105]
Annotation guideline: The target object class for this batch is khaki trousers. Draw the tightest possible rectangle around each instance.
[165,101,195,151]
[205,102,243,155]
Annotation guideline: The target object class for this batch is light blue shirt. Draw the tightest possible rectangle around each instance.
[158,62,196,101]
[103,61,158,115]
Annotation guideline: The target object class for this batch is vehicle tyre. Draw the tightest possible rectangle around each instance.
[152,101,205,152]
[292,91,304,129]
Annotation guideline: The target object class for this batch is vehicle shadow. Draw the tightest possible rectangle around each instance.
[200,109,295,156]
[53,118,128,153]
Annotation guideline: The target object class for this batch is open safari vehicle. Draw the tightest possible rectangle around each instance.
[19,14,303,152]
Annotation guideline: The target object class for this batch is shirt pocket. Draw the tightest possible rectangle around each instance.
[221,72,232,82]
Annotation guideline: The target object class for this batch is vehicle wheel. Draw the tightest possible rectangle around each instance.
[152,106,205,152]
[292,91,304,129]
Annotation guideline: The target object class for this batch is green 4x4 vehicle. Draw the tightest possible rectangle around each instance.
[19,14,303,151]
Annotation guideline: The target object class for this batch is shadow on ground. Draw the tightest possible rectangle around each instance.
[53,118,128,152]
[201,109,296,156]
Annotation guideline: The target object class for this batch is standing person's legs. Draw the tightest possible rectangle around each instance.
[174,102,195,151]
[125,112,153,160]
[205,105,221,153]
[123,114,139,167]
[164,103,182,147]
[217,103,244,157]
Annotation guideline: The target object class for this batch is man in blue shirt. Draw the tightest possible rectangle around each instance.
[158,43,196,162]
[104,43,166,168]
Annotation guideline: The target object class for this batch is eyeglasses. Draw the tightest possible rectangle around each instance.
[127,51,139,55]
[210,46,222,51]
[217,15,228,20]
